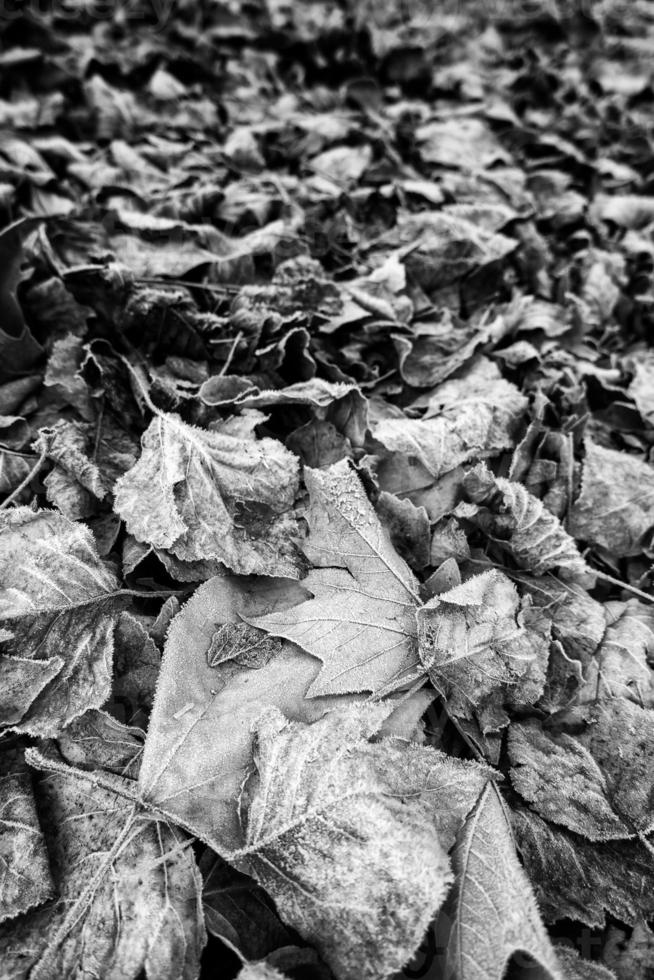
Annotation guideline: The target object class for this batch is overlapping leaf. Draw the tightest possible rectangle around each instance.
[248,460,422,696]
[114,411,302,578]
[0,508,120,735]
[232,703,492,980]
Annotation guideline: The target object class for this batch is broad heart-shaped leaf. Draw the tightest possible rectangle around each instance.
[113,411,302,578]
[0,748,54,923]
[457,463,594,585]
[138,574,344,853]
[511,804,654,928]
[568,438,654,557]
[416,570,550,730]
[0,507,120,736]
[247,460,422,696]
[231,703,493,980]
[446,783,563,980]
[0,712,205,980]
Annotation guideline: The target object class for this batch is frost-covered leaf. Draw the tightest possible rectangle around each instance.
[577,599,654,707]
[0,508,120,735]
[113,411,302,577]
[36,418,138,520]
[568,438,654,557]
[511,805,654,927]
[509,721,630,841]
[446,783,563,980]
[139,574,340,852]
[248,460,422,696]
[0,716,205,980]
[0,749,53,923]
[417,570,549,728]
[372,358,527,480]
[575,698,654,837]
[236,964,287,980]
[458,463,593,584]
[555,946,617,980]
[113,611,161,722]
[232,703,491,980]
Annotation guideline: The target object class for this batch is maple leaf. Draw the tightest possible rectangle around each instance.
[231,702,491,980]
[457,463,594,584]
[113,411,302,578]
[445,783,563,980]
[568,437,654,557]
[0,507,120,735]
[416,569,550,729]
[247,459,422,696]
[0,712,205,980]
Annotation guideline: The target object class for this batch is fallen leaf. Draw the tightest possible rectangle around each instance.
[0,507,120,735]
[138,574,338,852]
[509,720,631,841]
[0,714,205,980]
[248,459,422,696]
[511,805,654,927]
[458,463,594,584]
[445,783,563,980]
[232,703,490,980]
[568,438,654,557]
[417,570,550,729]
[0,748,54,923]
[114,411,302,578]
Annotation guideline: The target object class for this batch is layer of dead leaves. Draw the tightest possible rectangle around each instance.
[2,1,654,979]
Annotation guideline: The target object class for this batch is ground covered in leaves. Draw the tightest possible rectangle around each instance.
[2,1,654,978]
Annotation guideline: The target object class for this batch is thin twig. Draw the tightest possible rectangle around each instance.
[218,330,243,377]
[593,568,654,605]
[0,448,48,509]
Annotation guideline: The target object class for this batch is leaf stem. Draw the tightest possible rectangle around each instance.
[0,447,48,509]
[119,355,161,416]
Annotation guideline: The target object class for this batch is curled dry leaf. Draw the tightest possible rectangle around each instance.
[232,703,492,980]
[568,438,654,557]
[458,463,593,584]
[446,783,563,980]
[0,507,119,735]
[417,570,549,730]
[113,411,302,578]
[248,460,422,696]
[372,358,527,480]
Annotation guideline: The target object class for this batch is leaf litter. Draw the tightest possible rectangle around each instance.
[1,1,654,979]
